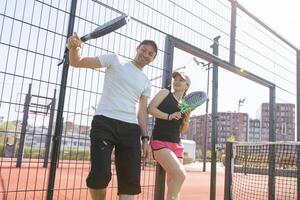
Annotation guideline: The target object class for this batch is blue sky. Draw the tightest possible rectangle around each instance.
[173,0,299,118]
[239,0,300,47]
[1,0,298,125]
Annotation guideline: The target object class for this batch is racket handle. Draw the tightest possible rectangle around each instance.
[80,35,89,43]
[181,107,191,114]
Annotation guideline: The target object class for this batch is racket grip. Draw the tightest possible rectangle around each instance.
[80,35,89,43]
[181,107,191,114]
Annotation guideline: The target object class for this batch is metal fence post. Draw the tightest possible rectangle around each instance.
[229,0,237,65]
[154,164,166,200]
[16,84,32,167]
[43,89,56,168]
[46,0,78,199]
[210,35,220,200]
[154,35,174,200]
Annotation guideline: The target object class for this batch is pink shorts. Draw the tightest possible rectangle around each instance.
[150,140,184,158]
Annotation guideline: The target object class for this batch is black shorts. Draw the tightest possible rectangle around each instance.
[86,115,142,195]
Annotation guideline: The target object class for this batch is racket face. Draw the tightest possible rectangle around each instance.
[81,15,129,42]
[182,91,207,112]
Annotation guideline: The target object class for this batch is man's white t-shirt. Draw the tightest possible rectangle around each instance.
[95,54,151,124]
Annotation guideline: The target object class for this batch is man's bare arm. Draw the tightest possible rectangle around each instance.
[68,32,102,68]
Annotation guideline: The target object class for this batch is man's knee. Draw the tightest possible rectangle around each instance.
[86,171,111,189]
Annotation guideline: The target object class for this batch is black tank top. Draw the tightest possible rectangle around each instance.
[152,91,182,143]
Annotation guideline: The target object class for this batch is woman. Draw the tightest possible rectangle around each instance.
[148,71,191,200]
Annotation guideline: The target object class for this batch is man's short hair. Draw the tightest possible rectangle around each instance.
[139,40,158,56]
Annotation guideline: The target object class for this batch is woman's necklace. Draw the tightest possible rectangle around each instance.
[172,93,182,102]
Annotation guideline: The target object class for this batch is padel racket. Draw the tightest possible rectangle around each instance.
[181,91,207,113]
[80,15,129,42]
[59,15,129,66]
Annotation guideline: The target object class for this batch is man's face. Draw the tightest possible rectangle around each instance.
[134,44,156,67]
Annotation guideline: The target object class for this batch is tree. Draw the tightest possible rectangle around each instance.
[227,135,236,142]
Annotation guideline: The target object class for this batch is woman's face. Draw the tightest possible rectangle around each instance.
[172,75,188,92]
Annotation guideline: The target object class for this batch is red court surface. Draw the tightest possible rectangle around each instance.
[181,170,225,200]
[0,158,225,200]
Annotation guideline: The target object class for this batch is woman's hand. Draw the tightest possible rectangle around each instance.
[168,112,182,120]
[182,111,191,124]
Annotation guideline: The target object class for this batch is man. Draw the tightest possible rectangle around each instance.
[67,32,157,200]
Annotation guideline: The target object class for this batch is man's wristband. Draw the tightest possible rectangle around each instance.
[141,136,150,141]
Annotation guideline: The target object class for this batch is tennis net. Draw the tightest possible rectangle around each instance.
[224,142,300,200]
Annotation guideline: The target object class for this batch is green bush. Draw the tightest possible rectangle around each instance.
[23,147,46,159]
[0,143,90,161]
[60,148,90,161]
[0,143,4,156]
[221,154,226,166]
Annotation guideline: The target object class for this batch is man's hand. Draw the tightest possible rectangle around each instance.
[67,32,83,50]
[141,140,150,160]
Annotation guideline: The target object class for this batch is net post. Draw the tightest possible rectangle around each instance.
[268,85,276,200]
[296,48,300,200]
[224,141,233,200]
[268,143,275,200]
[297,144,300,200]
